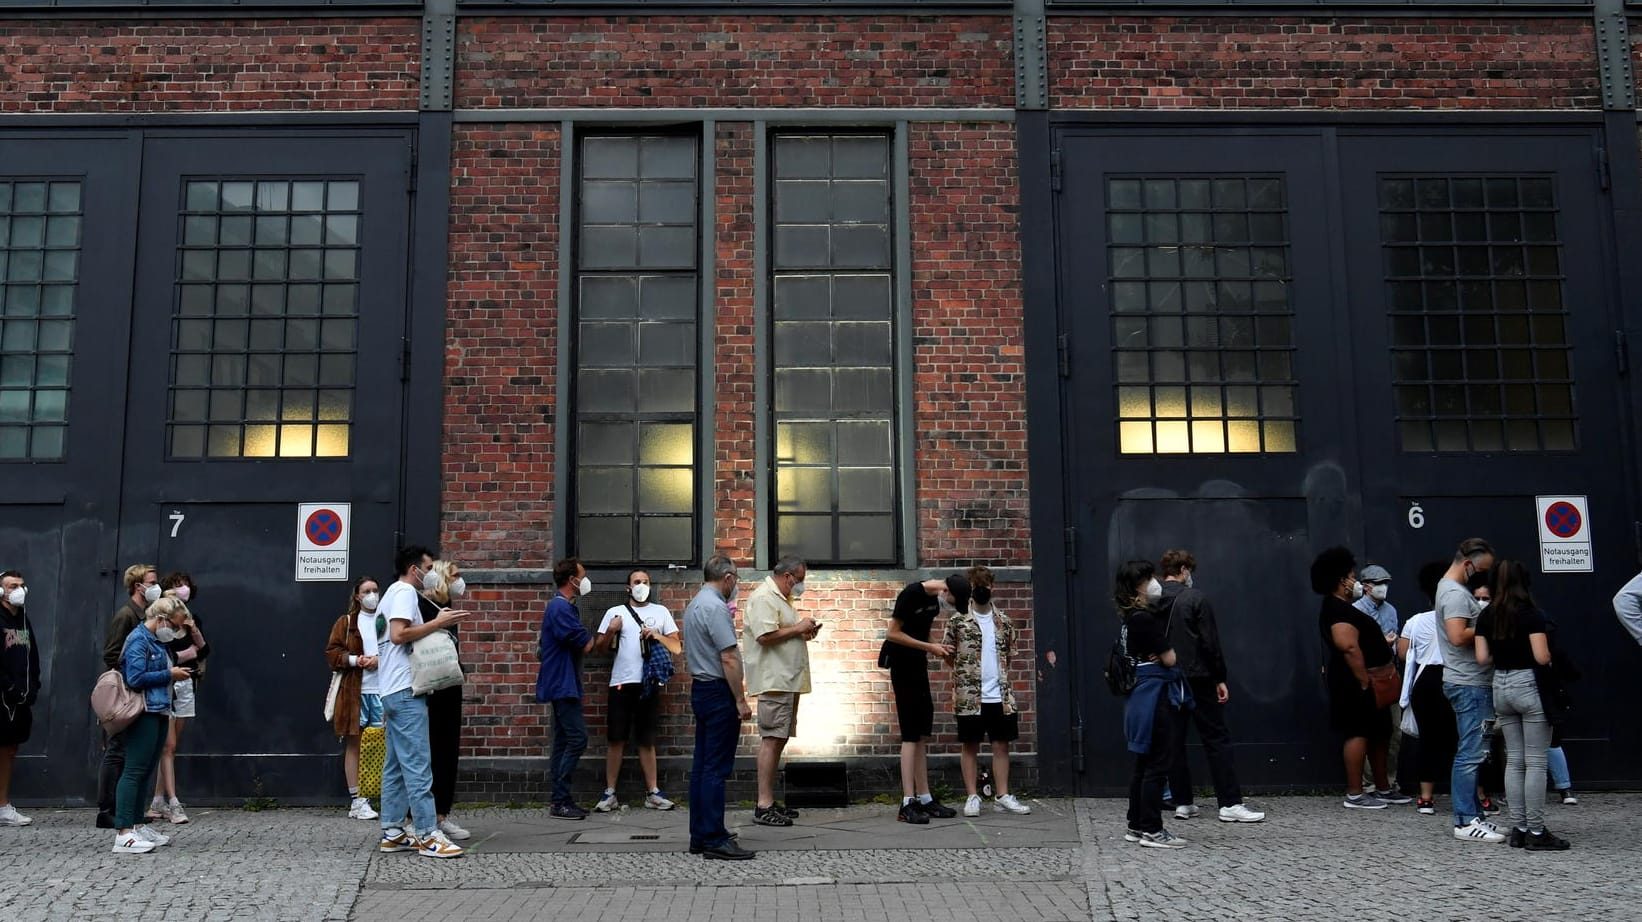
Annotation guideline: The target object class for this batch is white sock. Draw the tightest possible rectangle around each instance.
[348,787,359,797]
[902,796,914,806]
[604,788,615,796]
[918,794,933,805]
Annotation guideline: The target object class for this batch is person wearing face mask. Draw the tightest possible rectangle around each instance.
[376,545,467,860]
[592,569,682,813]
[1436,537,1506,843]
[536,557,596,821]
[946,565,1032,818]
[0,570,40,828]
[1156,550,1264,825]
[418,559,473,840]
[148,572,207,826]
[111,596,193,854]
[97,563,158,829]
[880,574,966,824]
[327,576,382,820]
[682,555,754,860]
[1116,559,1189,848]
[742,555,818,828]
[1313,546,1397,810]
[1351,564,1408,804]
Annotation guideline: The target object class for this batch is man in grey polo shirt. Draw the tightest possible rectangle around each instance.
[1436,537,1504,843]
[683,555,755,860]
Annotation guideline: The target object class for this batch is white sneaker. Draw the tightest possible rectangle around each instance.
[644,791,676,811]
[348,797,379,820]
[164,801,189,824]
[0,804,32,826]
[418,829,465,859]
[994,794,1032,815]
[134,824,171,847]
[1218,804,1265,823]
[594,791,619,813]
[1138,828,1188,849]
[438,818,471,841]
[962,794,982,817]
[1174,804,1200,820]
[1454,817,1507,843]
[112,831,156,854]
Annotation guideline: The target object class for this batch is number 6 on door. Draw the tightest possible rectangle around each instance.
[1407,503,1425,530]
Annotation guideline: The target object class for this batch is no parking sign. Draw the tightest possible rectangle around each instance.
[1535,495,1592,574]
[296,502,351,581]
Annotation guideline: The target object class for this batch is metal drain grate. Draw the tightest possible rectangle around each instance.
[569,832,663,844]
[629,834,659,841]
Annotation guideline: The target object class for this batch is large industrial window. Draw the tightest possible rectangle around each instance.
[1108,176,1299,454]
[1380,176,1576,452]
[0,180,80,461]
[167,179,359,459]
[770,132,897,565]
[573,134,699,565]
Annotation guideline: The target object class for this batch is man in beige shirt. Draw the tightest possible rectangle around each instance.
[742,555,819,827]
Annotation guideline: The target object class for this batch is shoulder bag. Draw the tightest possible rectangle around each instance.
[410,628,465,696]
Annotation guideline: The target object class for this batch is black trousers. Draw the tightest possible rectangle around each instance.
[1167,678,1245,809]
[96,729,126,818]
[426,687,463,816]
[1126,692,1175,834]
[1410,665,1458,787]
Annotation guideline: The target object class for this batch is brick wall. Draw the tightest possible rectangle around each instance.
[0,19,420,111]
[1049,17,1599,109]
[458,16,1015,109]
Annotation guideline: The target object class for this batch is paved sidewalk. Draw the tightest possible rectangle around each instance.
[3,795,1639,921]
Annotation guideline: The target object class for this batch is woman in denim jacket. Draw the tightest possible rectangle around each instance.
[112,596,192,855]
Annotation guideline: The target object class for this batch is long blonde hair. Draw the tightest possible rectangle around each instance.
[421,559,460,606]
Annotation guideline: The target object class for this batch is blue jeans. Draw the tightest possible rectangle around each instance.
[689,679,738,849]
[549,697,588,807]
[1444,682,1494,826]
[1548,746,1571,790]
[380,689,437,837]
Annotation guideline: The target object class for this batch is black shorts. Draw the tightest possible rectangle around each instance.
[956,702,1019,744]
[0,702,32,747]
[890,668,934,743]
[607,684,659,746]
[1330,685,1392,742]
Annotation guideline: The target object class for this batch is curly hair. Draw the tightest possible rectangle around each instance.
[1309,546,1357,596]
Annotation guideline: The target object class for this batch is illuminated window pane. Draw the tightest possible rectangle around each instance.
[166,175,358,459]
[1107,176,1298,455]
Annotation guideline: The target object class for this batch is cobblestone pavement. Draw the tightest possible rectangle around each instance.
[3,795,1638,921]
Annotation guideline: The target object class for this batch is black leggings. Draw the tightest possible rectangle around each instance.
[1410,665,1457,787]
[426,687,462,816]
[1126,692,1175,834]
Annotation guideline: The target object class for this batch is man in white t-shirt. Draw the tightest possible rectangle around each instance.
[592,569,682,814]
[375,545,467,860]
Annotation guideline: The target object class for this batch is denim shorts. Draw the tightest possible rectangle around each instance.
[359,693,384,729]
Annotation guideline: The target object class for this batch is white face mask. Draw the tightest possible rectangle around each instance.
[5,586,25,607]
[578,576,593,597]
[1369,583,1388,602]
[1350,580,1365,601]
[790,580,806,599]
[449,577,467,599]
[1183,571,1195,589]
[156,625,180,643]
[630,582,651,604]
[143,583,162,603]
[1144,578,1163,604]
[422,568,444,594]
[1476,599,1490,610]
[361,591,380,611]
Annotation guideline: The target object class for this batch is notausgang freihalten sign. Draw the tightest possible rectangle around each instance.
[296,502,351,581]
[1535,495,1592,574]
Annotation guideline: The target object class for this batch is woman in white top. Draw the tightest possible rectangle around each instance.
[1397,562,1458,815]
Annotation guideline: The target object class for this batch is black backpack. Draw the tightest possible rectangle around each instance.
[1104,623,1137,696]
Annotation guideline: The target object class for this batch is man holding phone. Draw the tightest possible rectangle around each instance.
[375,545,467,859]
[743,555,818,828]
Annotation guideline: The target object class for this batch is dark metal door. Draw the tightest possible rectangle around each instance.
[1056,131,1355,790]
[0,136,141,800]
[116,134,412,799]
[1337,131,1639,785]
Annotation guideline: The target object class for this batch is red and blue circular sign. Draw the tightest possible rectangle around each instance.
[1544,501,1582,539]
[305,508,344,547]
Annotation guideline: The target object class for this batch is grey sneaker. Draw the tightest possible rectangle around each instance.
[1343,793,1388,810]
[1138,828,1188,849]
[1373,789,1413,806]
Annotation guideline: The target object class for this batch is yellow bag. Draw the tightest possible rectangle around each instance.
[358,726,386,798]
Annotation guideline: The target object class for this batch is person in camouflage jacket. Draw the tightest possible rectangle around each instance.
[944,599,1018,717]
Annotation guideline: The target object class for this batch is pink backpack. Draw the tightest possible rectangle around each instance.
[90,668,144,736]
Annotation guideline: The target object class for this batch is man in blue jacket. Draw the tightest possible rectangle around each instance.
[537,557,595,819]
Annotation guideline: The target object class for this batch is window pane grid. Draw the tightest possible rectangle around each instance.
[772,133,897,565]
[1379,176,1576,453]
[574,135,699,565]
[166,179,359,459]
[1108,176,1298,455]
[0,179,81,460]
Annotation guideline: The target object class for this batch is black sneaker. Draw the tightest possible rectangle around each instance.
[1508,828,1526,848]
[753,805,794,827]
[897,802,930,825]
[1524,829,1571,851]
[773,802,799,819]
[918,798,957,819]
[550,803,588,820]
[702,840,757,860]
[1480,797,1501,815]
